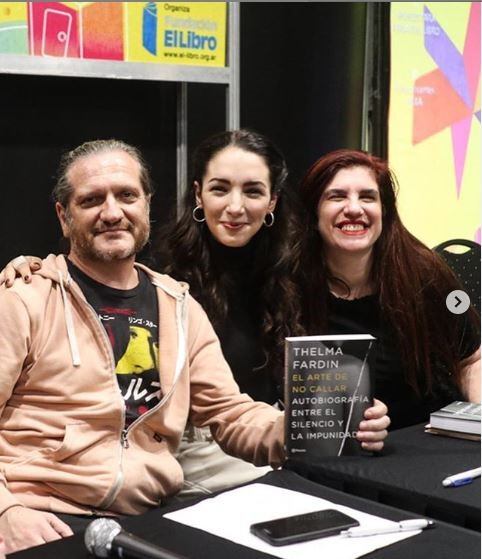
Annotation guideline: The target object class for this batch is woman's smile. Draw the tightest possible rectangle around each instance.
[335,220,369,235]
[317,166,382,257]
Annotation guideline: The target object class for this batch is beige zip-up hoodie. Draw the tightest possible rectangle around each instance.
[0,255,284,516]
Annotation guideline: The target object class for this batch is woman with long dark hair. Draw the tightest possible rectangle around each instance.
[298,148,480,430]
[153,129,302,402]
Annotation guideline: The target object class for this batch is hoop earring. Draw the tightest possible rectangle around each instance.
[192,205,206,223]
[263,212,275,227]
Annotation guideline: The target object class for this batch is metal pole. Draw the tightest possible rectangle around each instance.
[176,82,188,215]
[227,2,240,130]
[361,2,375,152]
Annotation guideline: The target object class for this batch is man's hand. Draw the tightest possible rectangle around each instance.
[356,398,390,452]
[0,255,42,287]
[0,505,73,553]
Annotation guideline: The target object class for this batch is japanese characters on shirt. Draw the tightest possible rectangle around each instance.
[68,261,161,425]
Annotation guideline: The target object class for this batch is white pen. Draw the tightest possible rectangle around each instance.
[341,519,435,537]
[442,467,481,487]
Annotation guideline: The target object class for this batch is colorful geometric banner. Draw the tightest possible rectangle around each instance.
[389,2,480,247]
[0,2,226,67]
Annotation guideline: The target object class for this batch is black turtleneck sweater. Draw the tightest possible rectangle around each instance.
[201,237,280,405]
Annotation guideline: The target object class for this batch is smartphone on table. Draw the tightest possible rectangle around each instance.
[250,508,359,546]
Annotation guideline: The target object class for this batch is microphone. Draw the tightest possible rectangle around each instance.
[84,518,186,559]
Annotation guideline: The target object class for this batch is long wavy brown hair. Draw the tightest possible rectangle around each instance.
[152,129,304,374]
[298,148,479,396]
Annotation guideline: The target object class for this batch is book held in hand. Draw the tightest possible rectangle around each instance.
[284,334,375,459]
[428,401,481,436]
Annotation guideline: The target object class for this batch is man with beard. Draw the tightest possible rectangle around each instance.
[0,140,389,554]
[0,140,287,553]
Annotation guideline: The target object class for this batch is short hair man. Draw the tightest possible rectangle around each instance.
[0,140,388,553]
[0,140,284,552]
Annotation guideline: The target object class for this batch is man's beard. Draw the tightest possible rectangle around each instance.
[65,215,150,262]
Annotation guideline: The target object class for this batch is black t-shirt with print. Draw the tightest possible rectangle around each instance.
[67,260,161,426]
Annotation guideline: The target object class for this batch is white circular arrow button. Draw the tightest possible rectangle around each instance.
[446,290,471,314]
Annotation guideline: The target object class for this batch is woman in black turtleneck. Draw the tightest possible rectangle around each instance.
[155,130,302,407]
[153,129,388,495]
[152,130,300,495]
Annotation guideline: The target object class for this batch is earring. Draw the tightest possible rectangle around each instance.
[192,205,206,223]
[263,212,275,227]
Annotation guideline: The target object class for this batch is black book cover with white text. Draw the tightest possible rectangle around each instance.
[285,334,375,459]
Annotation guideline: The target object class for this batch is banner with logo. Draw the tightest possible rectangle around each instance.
[126,2,226,66]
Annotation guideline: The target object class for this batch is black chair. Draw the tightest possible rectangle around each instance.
[433,239,480,314]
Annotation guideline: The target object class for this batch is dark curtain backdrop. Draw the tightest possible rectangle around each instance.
[0,76,178,264]
[0,3,370,266]
[240,2,368,184]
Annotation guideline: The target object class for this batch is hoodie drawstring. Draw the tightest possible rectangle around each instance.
[152,282,187,408]
[173,292,187,385]
[57,271,81,367]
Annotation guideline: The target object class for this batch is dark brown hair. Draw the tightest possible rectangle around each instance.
[298,148,479,396]
[153,129,303,373]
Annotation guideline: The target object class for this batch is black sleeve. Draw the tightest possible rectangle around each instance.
[456,308,480,360]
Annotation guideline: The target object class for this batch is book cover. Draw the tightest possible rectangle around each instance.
[284,334,375,459]
[430,401,481,435]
